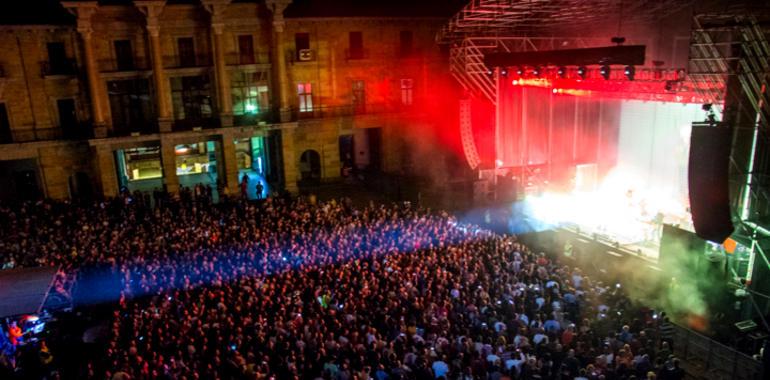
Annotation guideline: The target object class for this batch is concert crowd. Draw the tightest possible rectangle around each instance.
[0,188,684,380]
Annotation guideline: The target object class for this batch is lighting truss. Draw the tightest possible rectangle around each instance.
[438,0,695,43]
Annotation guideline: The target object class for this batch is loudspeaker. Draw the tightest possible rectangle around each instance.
[688,125,734,242]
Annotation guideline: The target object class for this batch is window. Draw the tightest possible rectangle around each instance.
[348,31,364,59]
[0,104,11,144]
[400,79,413,106]
[118,146,162,181]
[175,141,216,176]
[171,75,214,121]
[295,33,310,61]
[177,37,196,67]
[238,35,255,64]
[399,31,413,58]
[57,99,78,138]
[46,42,71,75]
[297,83,313,113]
[114,40,134,70]
[352,80,365,113]
[232,71,270,115]
[108,79,155,135]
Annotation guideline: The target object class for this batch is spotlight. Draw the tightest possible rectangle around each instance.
[624,65,635,80]
[486,68,494,77]
[552,88,558,94]
[516,66,524,76]
[533,66,543,77]
[600,65,610,80]
[500,68,508,77]
[577,66,587,79]
[557,66,567,78]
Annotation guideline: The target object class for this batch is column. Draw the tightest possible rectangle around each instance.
[63,2,107,137]
[212,24,233,126]
[267,0,292,122]
[94,146,119,198]
[202,0,233,127]
[135,1,172,132]
[160,141,180,195]
[219,130,240,196]
[281,126,298,193]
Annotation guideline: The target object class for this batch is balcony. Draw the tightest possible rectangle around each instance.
[172,116,220,132]
[1,124,94,144]
[344,48,370,61]
[41,59,78,77]
[176,54,212,69]
[295,103,400,120]
[233,111,274,127]
[99,58,150,73]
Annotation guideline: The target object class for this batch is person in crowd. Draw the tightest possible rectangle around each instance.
[0,192,682,379]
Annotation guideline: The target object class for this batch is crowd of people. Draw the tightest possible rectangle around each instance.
[0,190,684,380]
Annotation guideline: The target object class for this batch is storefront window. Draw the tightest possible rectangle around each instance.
[175,141,216,176]
[118,146,162,181]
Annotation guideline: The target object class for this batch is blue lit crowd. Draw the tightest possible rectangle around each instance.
[0,191,683,380]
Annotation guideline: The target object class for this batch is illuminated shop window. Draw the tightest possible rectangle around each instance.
[118,146,162,181]
[175,141,216,176]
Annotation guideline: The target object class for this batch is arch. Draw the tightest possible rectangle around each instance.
[299,149,321,183]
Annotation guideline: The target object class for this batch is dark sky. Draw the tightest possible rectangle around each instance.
[0,0,467,25]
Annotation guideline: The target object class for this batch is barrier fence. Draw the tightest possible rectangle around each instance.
[672,323,763,380]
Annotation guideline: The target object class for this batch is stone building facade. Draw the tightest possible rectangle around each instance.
[0,0,456,200]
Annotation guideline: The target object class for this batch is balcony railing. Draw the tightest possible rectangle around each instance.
[344,48,370,60]
[99,58,150,73]
[233,112,274,126]
[110,122,159,138]
[1,124,94,144]
[172,116,220,132]
[175,54,213,69]
[41,59,78,77]
[295,103,401,120]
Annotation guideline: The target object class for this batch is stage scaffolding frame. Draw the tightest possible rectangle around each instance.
[444,2,770,310]
[443,1,695,172]
[688,14,770,307]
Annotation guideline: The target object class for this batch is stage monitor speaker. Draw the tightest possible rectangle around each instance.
[688,125,734,243]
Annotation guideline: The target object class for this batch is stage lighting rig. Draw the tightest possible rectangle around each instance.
[486,68,494,77]
[577,66,587,79]
[624,65,635,80]
[600,65,611,80]
[500,68,508,77]
[516,66,524,76]
[557,66,567,78]
[533,66,543,77]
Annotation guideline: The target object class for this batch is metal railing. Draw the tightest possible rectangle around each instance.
[40,60,78,77]
[295,103,401,119]
[673,323,763,380]
[172,116,219,132]
[99,58,151,72]
[344,48,370,60]
[0,125,94,144]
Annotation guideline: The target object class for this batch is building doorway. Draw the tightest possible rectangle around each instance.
[299,150,321,184]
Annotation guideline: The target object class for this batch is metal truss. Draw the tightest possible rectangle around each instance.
[449,36,691,104]
[439,0,694,43]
